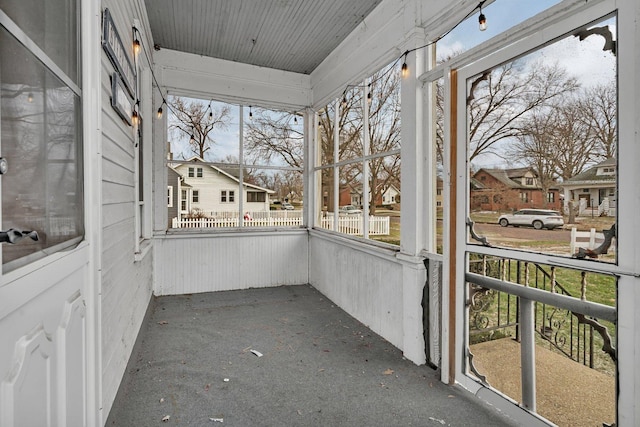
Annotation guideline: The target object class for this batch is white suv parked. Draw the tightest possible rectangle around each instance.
[498,209,564,230]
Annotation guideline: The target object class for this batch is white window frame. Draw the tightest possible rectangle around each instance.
[167,186,173,207]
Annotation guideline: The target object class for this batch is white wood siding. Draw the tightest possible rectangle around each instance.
[308,232,404,351]
[99,0,154,419]
[154,230,308,295]
[175,164,271,215]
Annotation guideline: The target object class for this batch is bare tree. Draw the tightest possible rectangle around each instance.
[244,109,304,168]
[467,60,579,162]
[169,97,231,159]
[511,111,560,208]
[576,83,617,160]
[364,67,401,214]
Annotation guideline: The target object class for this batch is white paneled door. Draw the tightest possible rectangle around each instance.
[0,248,90,427]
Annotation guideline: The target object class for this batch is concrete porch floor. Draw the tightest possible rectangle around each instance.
[106,285,518,426]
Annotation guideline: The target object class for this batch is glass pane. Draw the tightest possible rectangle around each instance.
[369,155,400,246]
[1,27,83,269]
[2,0,79,83]
[241,169,302,227]
[338,166,364,237]
[168,97,237,162]
[339,85,363,162]
[317,167,334,230]
[467,254,616,426]
[466,16,617,262]
[317,102,335,167]
[369,64,401,156]
[244,107,303,168]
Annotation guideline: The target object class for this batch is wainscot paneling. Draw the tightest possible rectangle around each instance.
[308,231,404,351]
[153,230,308,295]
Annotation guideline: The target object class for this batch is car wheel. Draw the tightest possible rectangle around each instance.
[499,218,509,227]
[533,220,543,230]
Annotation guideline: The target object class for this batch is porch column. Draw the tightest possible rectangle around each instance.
[399,30,429,365]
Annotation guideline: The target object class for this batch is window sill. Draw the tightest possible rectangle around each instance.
[134,238,152,262]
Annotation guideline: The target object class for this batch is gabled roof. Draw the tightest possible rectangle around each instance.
[562,158,616,186]
[474,168,531,189]
[177,157,275,194]
[564,157,617,185]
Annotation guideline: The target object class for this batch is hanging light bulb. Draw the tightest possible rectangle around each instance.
[27,92,34,103]
[401,52,409,78]
[249,105,253,118]
[294,116,298,124]
[341,93,347,107]
[157,105,163,119]
[367,91,372,104]
[133,37,141,55]
[132,110,139,126]
[190,133,195,143]
[478,7,487,31]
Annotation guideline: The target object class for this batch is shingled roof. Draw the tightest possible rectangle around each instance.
[473,167,538,189]
[562,158,616,185]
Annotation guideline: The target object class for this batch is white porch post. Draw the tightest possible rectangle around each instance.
[399,31,428,365]
[616,0,640,424]
[81,0,103,424]
[333,99,340,231]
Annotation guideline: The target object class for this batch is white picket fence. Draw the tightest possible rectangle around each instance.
[172,216,303,228]
[319,215,390,235]
[172,212,390,235]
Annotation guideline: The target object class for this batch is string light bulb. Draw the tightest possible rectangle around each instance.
[133,37,141,55]
[478,6,487,31]
[27,92,34,103]
[190,133,195,143]
[367,91,372,104]
[341,93,347,107]
[249,105,253,118]
[157,105,163,119]
[132,110,139,126]
[401,61,408,78]
[293,115,298,124]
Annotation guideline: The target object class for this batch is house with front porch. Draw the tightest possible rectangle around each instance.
[560,158,617,216]
[2,1,640,427]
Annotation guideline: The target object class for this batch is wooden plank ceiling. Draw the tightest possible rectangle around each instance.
[144,0,383,74]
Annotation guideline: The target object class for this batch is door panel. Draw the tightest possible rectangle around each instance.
[0,247,88,427]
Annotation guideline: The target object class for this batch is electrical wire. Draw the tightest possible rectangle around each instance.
[134,0,486,120]
[341,1,486,97]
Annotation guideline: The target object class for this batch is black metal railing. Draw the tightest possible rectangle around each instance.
[468,255,616,370]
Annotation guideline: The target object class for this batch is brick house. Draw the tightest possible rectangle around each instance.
[470,167,562,212]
